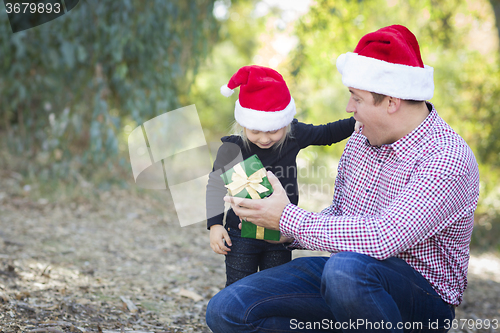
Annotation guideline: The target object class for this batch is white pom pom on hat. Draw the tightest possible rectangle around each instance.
[220,84,234,97]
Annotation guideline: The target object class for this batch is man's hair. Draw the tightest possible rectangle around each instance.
[370,92,424,106]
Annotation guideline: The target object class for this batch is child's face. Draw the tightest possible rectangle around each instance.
[245,127,287,149]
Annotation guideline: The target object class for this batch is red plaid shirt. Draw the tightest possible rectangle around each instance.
[280,104,480,305]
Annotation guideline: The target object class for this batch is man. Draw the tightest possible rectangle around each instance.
[206,25,480,333]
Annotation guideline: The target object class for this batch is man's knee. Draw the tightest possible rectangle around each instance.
[205,291,220,329]
[323,252,373,279]
[206,289,234,331]
[321,252,374,304]
[206,281,252,332]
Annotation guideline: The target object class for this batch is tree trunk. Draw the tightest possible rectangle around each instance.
[491,0,500,51]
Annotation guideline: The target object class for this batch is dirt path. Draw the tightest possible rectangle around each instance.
[0,181,499,332]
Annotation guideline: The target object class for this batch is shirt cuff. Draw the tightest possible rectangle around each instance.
[279,203,309,249]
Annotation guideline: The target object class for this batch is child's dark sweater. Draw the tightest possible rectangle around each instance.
[206,117,356,231]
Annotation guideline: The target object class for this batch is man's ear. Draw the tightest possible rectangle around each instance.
[387,97,401,114]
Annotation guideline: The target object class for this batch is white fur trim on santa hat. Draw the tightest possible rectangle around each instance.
[336,52,434,101]
[220,84,234,97]
[235,97,296,132]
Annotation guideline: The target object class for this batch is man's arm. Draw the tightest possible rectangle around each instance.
[227,151,479,258]
[279,152,479,259]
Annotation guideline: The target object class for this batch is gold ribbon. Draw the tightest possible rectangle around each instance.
[255,226,265,239]
[225,164,268,199]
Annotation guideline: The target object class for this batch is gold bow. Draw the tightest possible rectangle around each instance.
[225,164,268,199]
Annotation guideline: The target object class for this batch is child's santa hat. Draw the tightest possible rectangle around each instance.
[220,65,296,132]
[336,25,434,101]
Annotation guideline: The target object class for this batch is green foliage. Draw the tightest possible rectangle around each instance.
[0,0,219,180]
[189,0,268,144]
[2,0,500,239]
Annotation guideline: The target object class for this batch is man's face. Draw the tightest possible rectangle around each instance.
[346,88,388,146]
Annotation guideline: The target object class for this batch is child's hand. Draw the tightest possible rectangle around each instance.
[355,121,363,134]
[209,225,232,255]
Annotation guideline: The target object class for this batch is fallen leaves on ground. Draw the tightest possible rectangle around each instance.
[0,173,499,332]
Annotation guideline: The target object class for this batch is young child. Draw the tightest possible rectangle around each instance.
[206,65,358,287]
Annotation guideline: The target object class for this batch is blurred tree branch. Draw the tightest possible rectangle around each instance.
[0,0,219,181]
[490,0,500,53]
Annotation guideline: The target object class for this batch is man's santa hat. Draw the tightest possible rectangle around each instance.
[220,65,296,132]
[336,25,434,101]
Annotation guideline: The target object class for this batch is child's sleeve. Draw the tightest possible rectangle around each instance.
[296,117,356,149]
[206,140,243,230]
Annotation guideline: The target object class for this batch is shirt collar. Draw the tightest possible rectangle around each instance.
[391,102,436,160]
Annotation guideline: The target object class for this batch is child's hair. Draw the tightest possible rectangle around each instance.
[231,121,293,152]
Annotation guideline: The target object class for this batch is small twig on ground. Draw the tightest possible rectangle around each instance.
[120,296,138,313]
[28,328,64,333]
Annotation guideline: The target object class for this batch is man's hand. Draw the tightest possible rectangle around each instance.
[224,171,290,231]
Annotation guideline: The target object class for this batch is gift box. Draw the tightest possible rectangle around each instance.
[220,154,281,241]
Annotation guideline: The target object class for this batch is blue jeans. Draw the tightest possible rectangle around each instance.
[206,252,455,332]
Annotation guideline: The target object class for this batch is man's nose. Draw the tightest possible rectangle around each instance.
[346,98,355,113]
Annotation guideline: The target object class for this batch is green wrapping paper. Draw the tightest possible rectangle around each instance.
[220,154,281,241]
